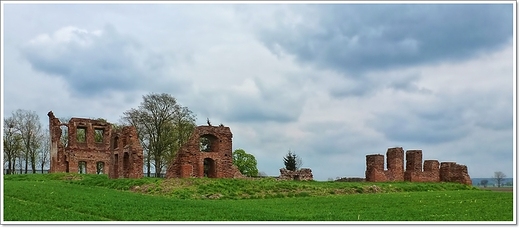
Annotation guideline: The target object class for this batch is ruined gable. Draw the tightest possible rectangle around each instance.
[165,125,243,178]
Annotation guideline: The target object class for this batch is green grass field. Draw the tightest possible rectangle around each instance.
[3,174,514,222]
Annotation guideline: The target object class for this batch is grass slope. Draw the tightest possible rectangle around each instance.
[3,174,514,222]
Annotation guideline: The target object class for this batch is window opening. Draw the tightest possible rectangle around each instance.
[94,128,104,143]
[96,162,104,174]
[77,127,87,143]
[78,161,87,174]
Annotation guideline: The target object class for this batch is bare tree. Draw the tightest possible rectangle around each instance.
[38,132,51,172]
[121,93,196,177]
[480,179,489,188]
[3,117,22,174]
[17,152,24,174]
[494,171,506,187]
[11,109,44,174]
[295,154,303,170]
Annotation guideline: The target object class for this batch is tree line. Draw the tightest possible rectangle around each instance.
[478,171,509,188]
[3,109,49,174]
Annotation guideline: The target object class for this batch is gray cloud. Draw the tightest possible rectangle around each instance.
[328,77,375,98]
[248,4,513,75]
[367,88,513,145]
[192,77,305,124]
[386,74,432,94]
[20,24,170,97]
[302,121,384,155]
[470,95,513,131]
[369,110,471,144]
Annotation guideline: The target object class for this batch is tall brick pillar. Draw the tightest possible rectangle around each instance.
[386,147,404,181]
[366,154,386,182]
[404,150,423,181]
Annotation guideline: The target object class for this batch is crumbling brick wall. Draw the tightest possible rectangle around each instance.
[403,150,441,182]
[48,112,67,173]
[279,168,313,181]
[365,147,471,185]
[440,162,472,185]
[365,154,386,182]
[385,147,404,181]
[109,126,143,179]
[48,111,143,179]
[165,125,243,178]
[404,150,423,182]
[365,147,404,182]
[422,160,440,182]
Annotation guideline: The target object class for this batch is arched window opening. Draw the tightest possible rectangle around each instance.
[203,158,216,178]
[199,134,219,152]
[60,125,69,147]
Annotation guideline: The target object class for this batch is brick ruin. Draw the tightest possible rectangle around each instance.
[48,111,143,178]
[279,168,314,181]
[165,125,243,178]
[365,147,471,185]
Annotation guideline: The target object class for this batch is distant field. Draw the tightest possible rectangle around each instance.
[3,174,514,222]
[471,178,514,187]
[479,187,514,192]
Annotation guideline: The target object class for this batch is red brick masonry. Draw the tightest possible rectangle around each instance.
[366,147,471,185]
[165,125,243,178]
[48,111,143,179]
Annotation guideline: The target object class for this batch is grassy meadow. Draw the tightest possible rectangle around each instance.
[3,173,514,222]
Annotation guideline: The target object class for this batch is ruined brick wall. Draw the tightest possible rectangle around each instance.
[65,117,112,174]
[165,125,243,178]
[404,150,423,182]
[48,112,67,173]
[48,111,143,179]
[365,154,386,182]
[440,162,472,185]
[279,168,313,181]
[365,147,404,182]
[422,160,440,182]
[365,147,471,185]
[110,126,143,179]
[385,147,404,181]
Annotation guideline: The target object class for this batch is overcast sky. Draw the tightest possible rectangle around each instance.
[2,2,515,180]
